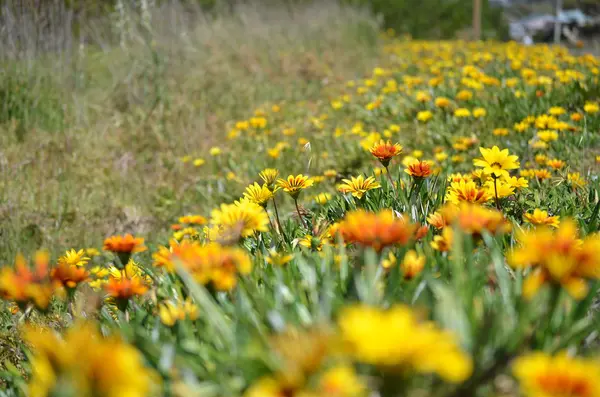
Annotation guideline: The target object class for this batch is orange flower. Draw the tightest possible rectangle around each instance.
[0,252,56,310]
[369,140,403,167]
[440,202,511,236]
[339,210,416,252]
[51,263,90,291]
[103,234,147,254]
[103,234,147,267]
[405,160,433,178]
[104,276,148,311]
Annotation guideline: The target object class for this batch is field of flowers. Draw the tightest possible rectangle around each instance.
[2,12,600,397]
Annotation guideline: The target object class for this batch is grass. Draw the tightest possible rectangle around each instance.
[0,0,381,263]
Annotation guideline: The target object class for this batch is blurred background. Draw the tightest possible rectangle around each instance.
[3,0,600,44]
[0,0,599,259]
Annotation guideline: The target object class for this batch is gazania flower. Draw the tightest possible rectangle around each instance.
[178,215,207,225]
[339,304,472,382]
[513,352,600,397]
[445,180,491,204]
[584,102,599,114]
[434,96,451,108]
[401,250,426,279]
[265,250,294,267]
[427,211,447,229]
[25,323,156,397]
[169,241,252,291]
[431,227,453,252]
[104,273,148,310]
[243,182,274,207]
[567,172,586,189]
[158,298,199,326]
[210,199,270,239]
[314,193,333,205]
[369,140,403,167]
[404,160,433,178]
[473,146,519,178]
[417,110,433,122]
[58,249,90,267]
[509,219,600,299]
[0,252,55,310]
[534,169,552,180]
[338,210,416,251]
[524,209,560,228]
[103,234,146,267]
[51,262,90,292]
[546,159,565,170]
[259,168,279,188]
[338,175,381,199]
[441,203,511,236]
[276,174,314,199]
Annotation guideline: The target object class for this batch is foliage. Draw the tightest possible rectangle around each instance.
[2,1,600,397]
[347,0,509,39]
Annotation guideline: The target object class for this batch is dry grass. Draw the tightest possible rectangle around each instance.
[0,1,382,261]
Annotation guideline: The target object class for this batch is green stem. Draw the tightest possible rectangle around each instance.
[493,176,501,211]
[385,166,396,195]
[272,197,288,243]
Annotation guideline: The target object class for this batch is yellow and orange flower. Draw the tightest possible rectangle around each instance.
[509,219,600,299]
[369,140,403,167]
[513,351,600,397]
[103,234,147,254]
[404,160,433,178]
[0,252,56,310]
[338,209,416,251]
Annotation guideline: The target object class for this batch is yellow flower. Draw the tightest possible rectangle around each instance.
[456,90,472,101]
[337,175,381,199]
[25,324,156,397]
[434,96,451,108]
[548,106,565,115]
[417,110,433,122]
[473,107,487,118]
[445,180,491,205]
[339,304,472,383]
[319,365,366,397]
[314,193,332,205]
[58,249,90,267]
[584,102,599,114]
[243,182,274,207]
[454,108,471,118]
[265,249,294,267]
[509,219,600,300]
[276,174,314,199]
[259,168,279,188]
[209,147,222,156]
[513,352,600,397]
[193,158,205,167]
[210,199,270,239]
[524,209,560,228]
[401,250,426,279]
[492,128,509,136]
[473,146,519,178]
[537,130,559,142]
[159,298,199,326]
[431,227,453,252]
[568,172,586,189]
[484,179,515,199]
